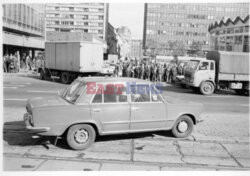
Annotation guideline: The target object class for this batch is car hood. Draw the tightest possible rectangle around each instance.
[27,96,70,109]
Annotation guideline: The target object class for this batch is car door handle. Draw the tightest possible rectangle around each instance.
[93,109,101,112]
[131,107,139,111]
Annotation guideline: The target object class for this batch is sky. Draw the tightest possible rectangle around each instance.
[109,3,144,40]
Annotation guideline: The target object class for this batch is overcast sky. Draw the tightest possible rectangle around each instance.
[109,3,144,40]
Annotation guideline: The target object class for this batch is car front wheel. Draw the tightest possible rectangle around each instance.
[171,115,194,138]
[66,124,96,150]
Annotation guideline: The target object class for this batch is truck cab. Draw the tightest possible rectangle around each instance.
[184,59,216,95]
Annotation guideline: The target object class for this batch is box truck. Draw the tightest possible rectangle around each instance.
[184,51,249,95]
[38,32,105,84]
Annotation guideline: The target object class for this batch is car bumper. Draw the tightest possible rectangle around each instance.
[23,113,50,133]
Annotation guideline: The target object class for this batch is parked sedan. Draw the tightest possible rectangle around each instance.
[24,77,203,150]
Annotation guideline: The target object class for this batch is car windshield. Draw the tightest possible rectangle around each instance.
[187,60,200,70]
[61,81,86,103]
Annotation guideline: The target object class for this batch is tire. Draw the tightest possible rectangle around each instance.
[171,115,194,138]
[61,72,69,84]
[200,81,215,95]
[66,124,96,150]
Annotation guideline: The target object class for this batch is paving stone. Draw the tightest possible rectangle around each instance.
[101,163,160,171]
[134,139,179,155]
[134,153,183,164]
[222,143,250,159]
[27,145,82,159]
[3,156,45,171]
[178,141,230,157]
[236,158,250,168]
[182,156,238,167]
[161,166,216,171]
[3,145,32,156]
[83,140,130,161]
[37,160,100,171]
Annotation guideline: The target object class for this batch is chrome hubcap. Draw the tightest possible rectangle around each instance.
[178,121,188,133]
[74,129,89,144]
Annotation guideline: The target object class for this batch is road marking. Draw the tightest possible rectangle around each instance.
[27,90,57,93]
[4,99,27,101]
[4,84,26,87]
[3,87,18,89]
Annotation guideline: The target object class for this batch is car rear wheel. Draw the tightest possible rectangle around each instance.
[171,115,193,138]
[66,124,96,150]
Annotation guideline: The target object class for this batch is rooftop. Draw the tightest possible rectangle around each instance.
[208,15,249,32]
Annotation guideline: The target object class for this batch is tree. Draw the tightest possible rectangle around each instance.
[190,41,204,56]
[168,41,186,56]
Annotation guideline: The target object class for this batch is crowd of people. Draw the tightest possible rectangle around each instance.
[113,55,186,83]
[3,52,44,73]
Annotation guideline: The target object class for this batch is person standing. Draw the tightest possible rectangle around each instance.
[3,54,8,72]
[26,54,32,71]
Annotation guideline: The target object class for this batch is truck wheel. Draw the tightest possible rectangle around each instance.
[61,72,69,84]
[40,69,45,80]
[171,115,194,138]
[66,124,96,150]
[200,81,215,95]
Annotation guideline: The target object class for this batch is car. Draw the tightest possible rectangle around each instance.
[24,77,203,150]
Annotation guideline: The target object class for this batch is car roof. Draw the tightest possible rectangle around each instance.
[76,76,151,84]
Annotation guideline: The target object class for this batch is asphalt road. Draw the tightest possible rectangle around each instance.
[3,75,249,114]
[3,75,250,171]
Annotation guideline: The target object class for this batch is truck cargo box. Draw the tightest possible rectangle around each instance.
[45,41,103,73]
[207,51,249,75]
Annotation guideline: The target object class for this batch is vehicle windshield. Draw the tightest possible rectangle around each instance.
[187,60,200,70]
[61,81,86,103]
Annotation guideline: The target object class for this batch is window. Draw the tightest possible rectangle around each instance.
[104,85,127,103]
[235,36,243,44]
[199,62,209,70]
[210,62,214,70]
[235,27,244,33]
[131,85,150,102]
[62,81,86,103]
[92,93,102,103]
[151,94,163,102]
[243,36,249,52]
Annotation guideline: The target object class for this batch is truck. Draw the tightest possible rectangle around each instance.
[184,51,249,95]
[39,32,105,84]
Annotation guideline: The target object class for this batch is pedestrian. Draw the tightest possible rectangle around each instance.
[3,54,8,72]
[166,63,171,83]
[16,51,20,72]
[26,54,32,71]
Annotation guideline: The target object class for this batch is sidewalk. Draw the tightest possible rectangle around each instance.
[3,69,39,78]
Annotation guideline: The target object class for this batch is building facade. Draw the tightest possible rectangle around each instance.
[209,15,249,53]
[130,40,143,59]
[116,26,132,58]
[107,23,118,55]
[2,4,45,57]
[45,3,109,40]
[143,3,249,56]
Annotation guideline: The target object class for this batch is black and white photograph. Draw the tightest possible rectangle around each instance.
[1,0,250,173]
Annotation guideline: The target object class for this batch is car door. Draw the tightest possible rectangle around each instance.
[90,84,130,134]
[130,84,167,132]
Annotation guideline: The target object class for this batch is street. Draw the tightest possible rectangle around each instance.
[3,74,250,171]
